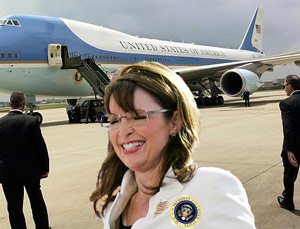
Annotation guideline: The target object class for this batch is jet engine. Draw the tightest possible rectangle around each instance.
[220,69,260,97]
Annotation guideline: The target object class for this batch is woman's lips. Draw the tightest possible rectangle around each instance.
[121,141,145,154]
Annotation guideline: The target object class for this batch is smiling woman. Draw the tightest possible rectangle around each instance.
[90,62,255,229]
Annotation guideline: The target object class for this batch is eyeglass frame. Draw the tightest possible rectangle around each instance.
[100,109,174,130]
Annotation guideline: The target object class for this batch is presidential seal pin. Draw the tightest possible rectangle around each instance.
[170,196,201,228]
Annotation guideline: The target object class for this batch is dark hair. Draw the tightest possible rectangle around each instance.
[90,62,200,216]
[10,92,26,109]
[285,75,300,90]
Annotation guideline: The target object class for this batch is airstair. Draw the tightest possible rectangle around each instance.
[61,46,110,97]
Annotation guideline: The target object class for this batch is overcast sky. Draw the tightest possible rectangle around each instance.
[1,0,300,101]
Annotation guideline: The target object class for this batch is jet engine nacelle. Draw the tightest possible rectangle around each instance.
[220,69,260,97]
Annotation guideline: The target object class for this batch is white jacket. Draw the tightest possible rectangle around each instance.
[102,167,255,228]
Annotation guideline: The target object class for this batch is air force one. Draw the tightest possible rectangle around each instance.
[0,8,300,114]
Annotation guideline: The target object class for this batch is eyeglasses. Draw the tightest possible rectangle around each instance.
[284,83,290,87]
[100,109,173,130]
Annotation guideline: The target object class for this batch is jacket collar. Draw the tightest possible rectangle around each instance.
[160,168,184,198]
[107,170,137,227]
[291,90,300,96]
[120,169,138,196]
[9,109,24,114]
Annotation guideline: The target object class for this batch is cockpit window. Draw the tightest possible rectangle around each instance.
[0,19,21,27]
[12,20,20,26]
[6,20,13,25]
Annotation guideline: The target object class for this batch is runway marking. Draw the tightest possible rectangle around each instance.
[242,161,282,184]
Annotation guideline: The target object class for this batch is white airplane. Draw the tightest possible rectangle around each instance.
[0,7,299,121]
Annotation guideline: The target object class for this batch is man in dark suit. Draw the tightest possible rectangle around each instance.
[0,92,50,229]
[277,75,300,211]
[243,90,250,107]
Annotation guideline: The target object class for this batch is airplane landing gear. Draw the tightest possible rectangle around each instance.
[195,95,224,107]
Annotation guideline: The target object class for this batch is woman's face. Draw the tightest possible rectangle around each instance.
[108,87,175,173]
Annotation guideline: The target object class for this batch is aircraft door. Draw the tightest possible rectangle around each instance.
[48,44,63,67]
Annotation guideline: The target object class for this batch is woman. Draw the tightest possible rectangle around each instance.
[90,62,255,228]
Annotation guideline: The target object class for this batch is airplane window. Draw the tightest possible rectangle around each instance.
[8,53,12,58]
[14,53,18,58]
[1,53,5,58]
[0,20,5,25]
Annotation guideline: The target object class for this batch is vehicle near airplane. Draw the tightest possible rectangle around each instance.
[76,98,106,123]
[0,7,300,123]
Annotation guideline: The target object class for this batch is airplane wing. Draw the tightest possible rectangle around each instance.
[176,51,300,82]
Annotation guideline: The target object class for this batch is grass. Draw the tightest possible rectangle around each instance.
[0,103,67,113]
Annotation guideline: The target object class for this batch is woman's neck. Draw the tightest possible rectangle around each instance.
[123,172,159,226]
[134,164,162,195]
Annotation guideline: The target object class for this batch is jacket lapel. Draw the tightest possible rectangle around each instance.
[108,170,137,228]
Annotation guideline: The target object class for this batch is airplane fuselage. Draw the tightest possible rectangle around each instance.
[0,15,263,97]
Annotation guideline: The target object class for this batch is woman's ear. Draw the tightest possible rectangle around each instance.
[169,110,183,136]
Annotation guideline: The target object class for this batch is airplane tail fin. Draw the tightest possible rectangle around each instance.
[238,7,264,53]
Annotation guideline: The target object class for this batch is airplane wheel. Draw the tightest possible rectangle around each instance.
[217,96,224,105]
[32,112,43,125]
[195,97,204,107]
[211,96,218,105]
[203,97,212,106]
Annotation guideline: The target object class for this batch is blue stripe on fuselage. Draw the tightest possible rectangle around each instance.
[0,15,236,66]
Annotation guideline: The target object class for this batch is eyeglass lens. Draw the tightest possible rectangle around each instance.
[101,111,148,129]
[101,109,173,130]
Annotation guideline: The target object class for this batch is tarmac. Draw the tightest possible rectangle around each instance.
[0,89,300,228]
